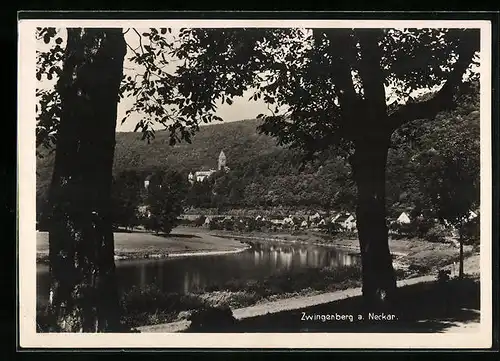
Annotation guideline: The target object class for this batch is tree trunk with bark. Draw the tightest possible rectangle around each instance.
[350,132,397,311]
[46,28,126,332]
[459,226,464,279]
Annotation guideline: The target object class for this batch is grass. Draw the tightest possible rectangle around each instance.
[35,227,477,330]
[120,264,371,328]
[36,227,247,263]
[36,264,371,331]
[226,275,481,333]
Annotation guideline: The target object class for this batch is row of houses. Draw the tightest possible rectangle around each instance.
[190,210,472,232]
[200,212,358,232]
[391,210,479,227]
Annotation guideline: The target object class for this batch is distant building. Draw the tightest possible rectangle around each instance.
[335,213,356,231]
[188,150,230,184]
[396,212,411,224]
[144,174,153,189]
[468,210,478,221]
[310,212,322,223]
[188,169,216,183]
[218,150,227,171]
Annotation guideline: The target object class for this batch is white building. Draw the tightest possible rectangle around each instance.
[188,169,216,183]
[335,213,356,231]
[396,212,411,224]
[188,150,229,184]
[342,215,356,231]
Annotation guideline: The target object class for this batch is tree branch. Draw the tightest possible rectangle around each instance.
[133,28,145,55]
[320,29,361,140]
[387,33,479,132]
[355,29,387,118]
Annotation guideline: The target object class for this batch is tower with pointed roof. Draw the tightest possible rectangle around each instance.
[218,150,226,171]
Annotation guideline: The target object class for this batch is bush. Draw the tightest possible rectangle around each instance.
[198,290,261,308]
[407,264,431,275]
[437,269,451,283]
[187,305,236,332]
[462,217,479,245]
[121,285,204,316]
[390,217,439,239]
[425,224,450,243]
[193,215,206,227]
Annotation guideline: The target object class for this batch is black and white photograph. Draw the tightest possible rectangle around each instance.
[18,16,493,349]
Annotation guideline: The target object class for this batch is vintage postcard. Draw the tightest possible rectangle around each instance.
[18,16,493,349]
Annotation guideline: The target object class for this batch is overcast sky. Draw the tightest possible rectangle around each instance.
[118,30,273,131]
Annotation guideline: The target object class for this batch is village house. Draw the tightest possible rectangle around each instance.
[335,213,356,231]
[396,211,411,224]
[188,150,230,184]
[137,205,151,218]
[143,174,152,189]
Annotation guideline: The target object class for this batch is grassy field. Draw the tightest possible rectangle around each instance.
[36,227,248,262]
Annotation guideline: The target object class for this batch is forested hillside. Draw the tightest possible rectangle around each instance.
[36,118,280,198]
[37,85,480,221]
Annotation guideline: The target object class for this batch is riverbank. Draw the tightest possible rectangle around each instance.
[35,227,479,332]
[136,253,481,333]
[36,228,249,264]
[209,228,476,273]
[120,250,479,331]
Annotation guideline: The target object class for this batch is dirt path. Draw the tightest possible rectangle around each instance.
[137,276,436,333]
[136,275,435,333]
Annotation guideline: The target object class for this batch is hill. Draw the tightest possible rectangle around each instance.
[36,87,480,221]
[113,118,283,173]
[36,118,282,197]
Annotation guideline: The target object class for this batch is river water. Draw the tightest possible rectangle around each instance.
[36,240,360,309]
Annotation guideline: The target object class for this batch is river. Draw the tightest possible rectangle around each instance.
[36,239,360,309]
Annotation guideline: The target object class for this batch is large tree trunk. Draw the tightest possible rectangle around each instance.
[46,28,126,332]
[459,231,464,279]
[350,133,397,311]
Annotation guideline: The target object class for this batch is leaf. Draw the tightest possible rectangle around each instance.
[226,98,233,105]
[257,113,265,119]
[133,122,143,132]
[55,37,62,45]
[160,28,167,35]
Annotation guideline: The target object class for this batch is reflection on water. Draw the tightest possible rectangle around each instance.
[37,242,360,309]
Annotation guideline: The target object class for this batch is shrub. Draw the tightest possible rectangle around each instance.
[462,217,479,245]
[121,285,204,316]
[187,305,236,332]
[390,217,438,239]
[425,224,450,243]
[407,264,431,275]
[193,215,206,227]
[437,269,451,283]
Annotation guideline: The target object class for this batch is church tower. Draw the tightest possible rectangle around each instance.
[218,150,226,171]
